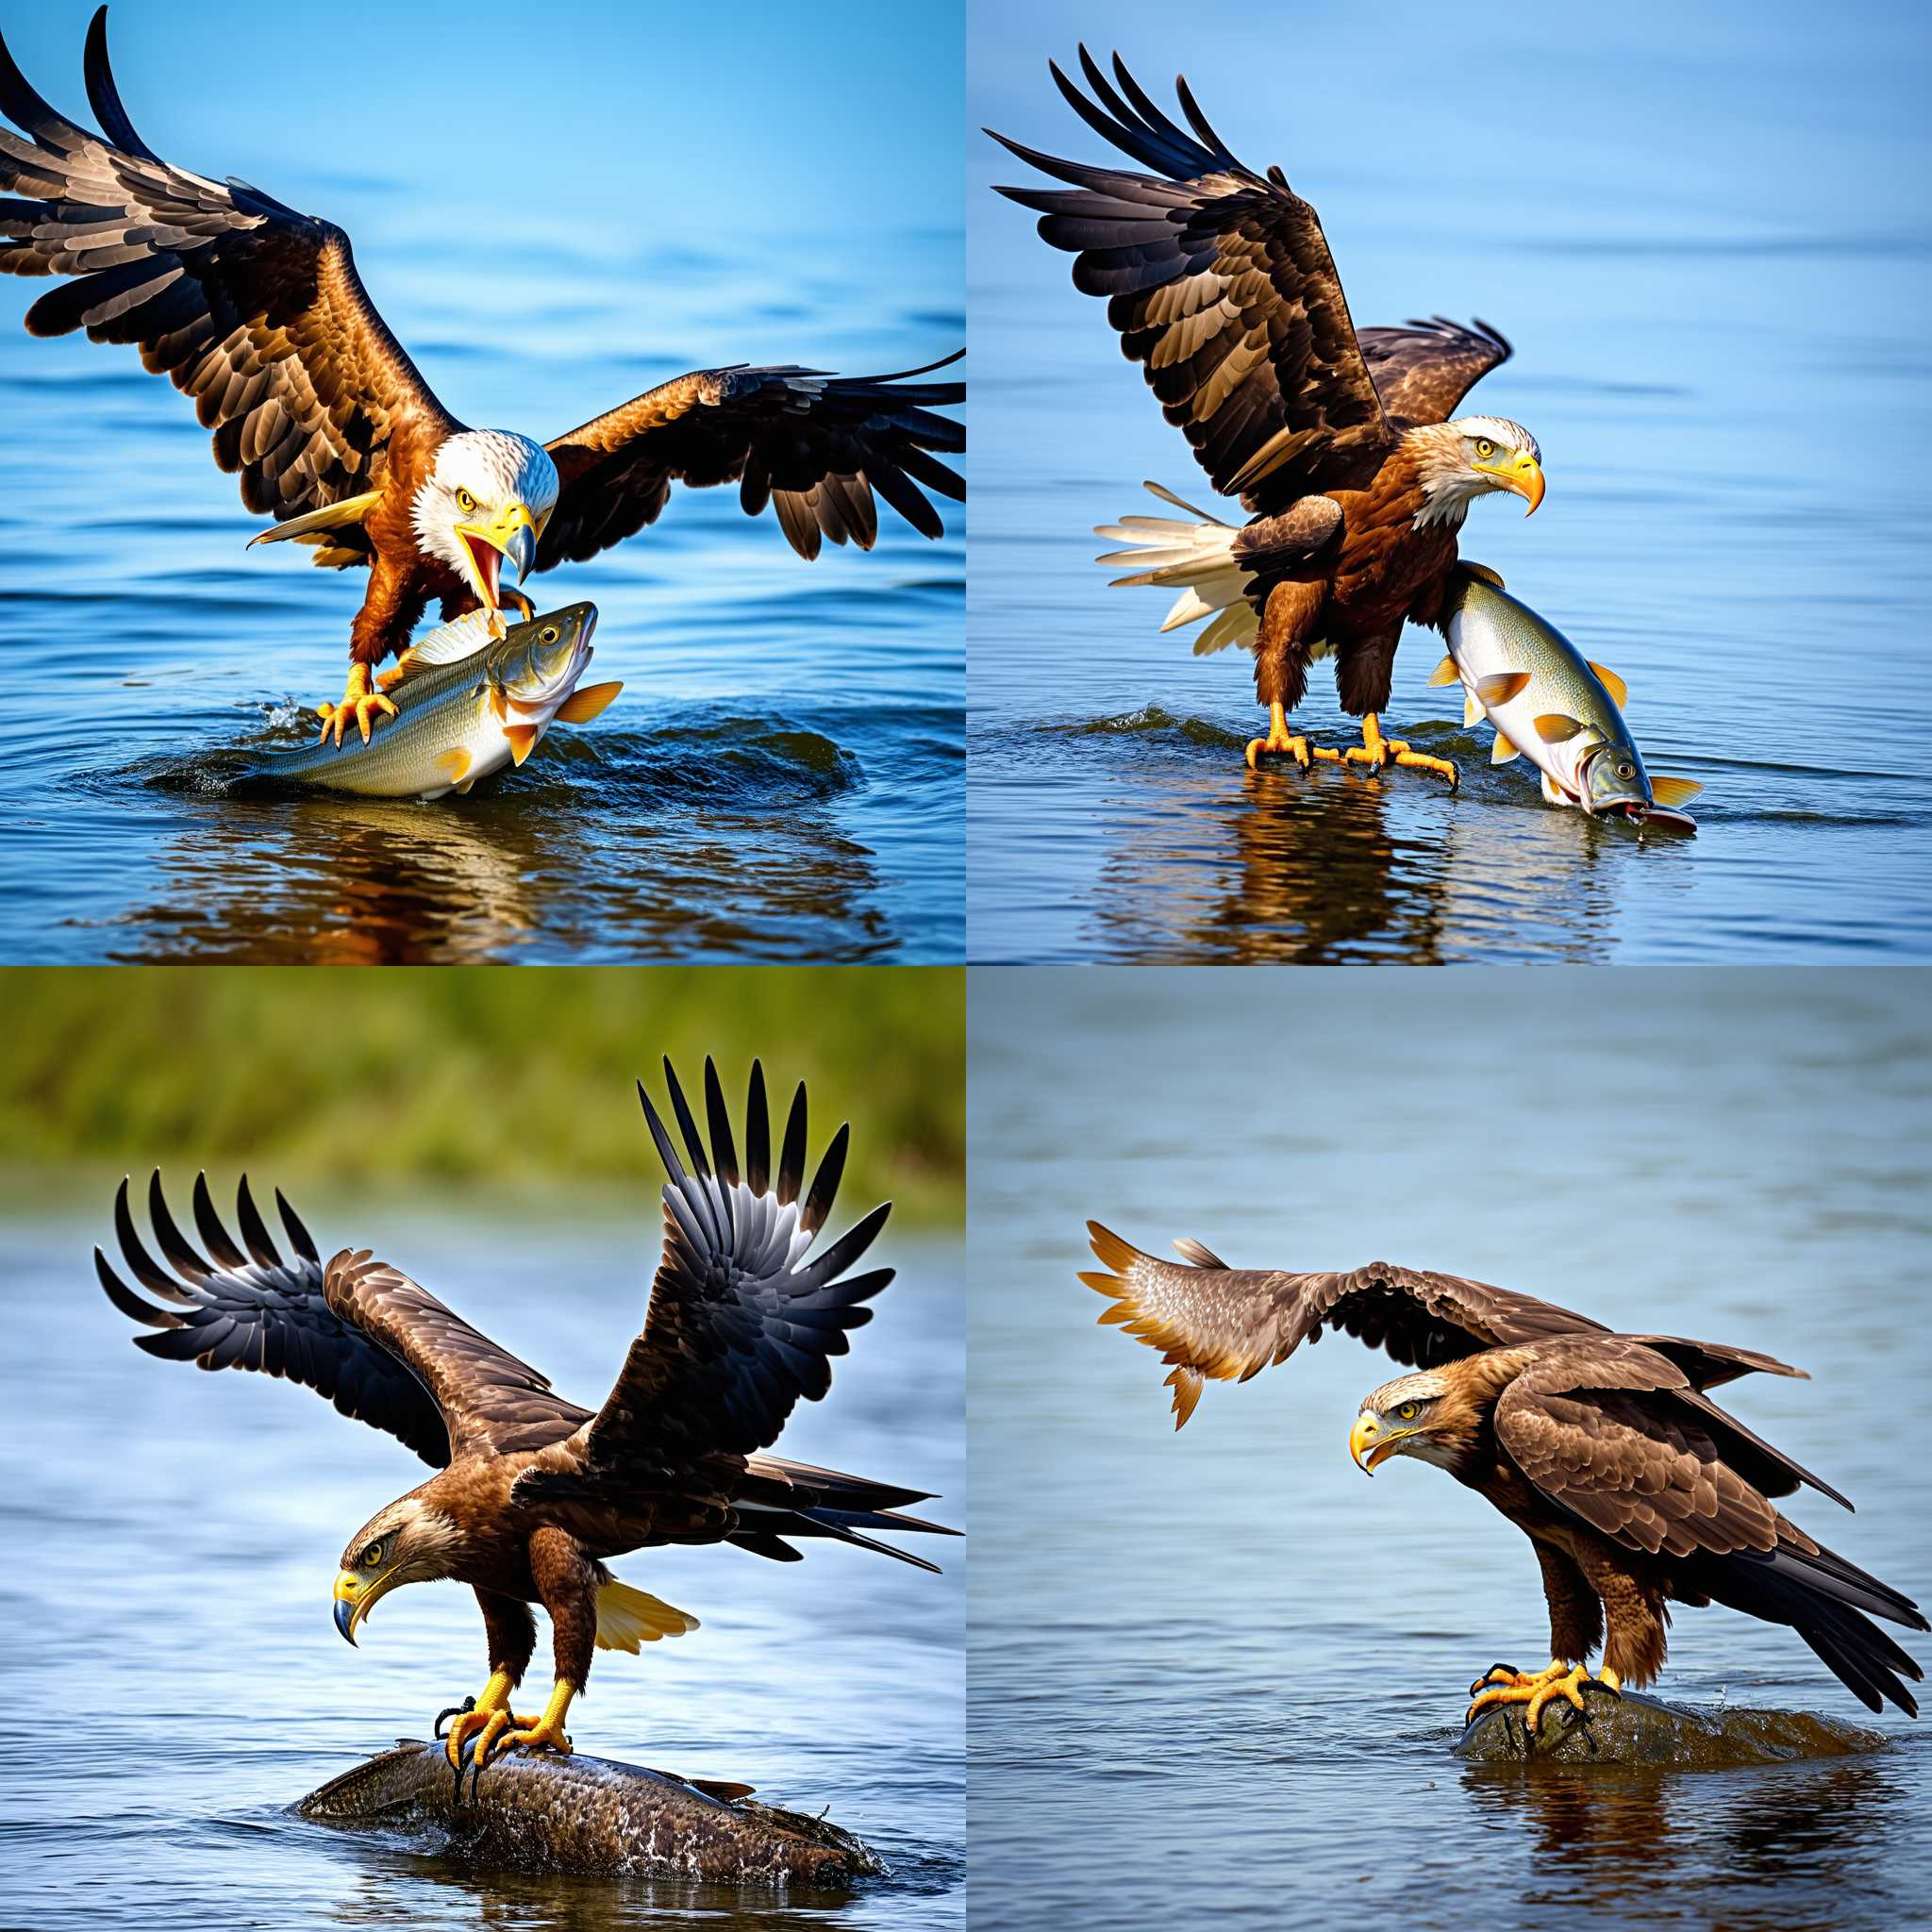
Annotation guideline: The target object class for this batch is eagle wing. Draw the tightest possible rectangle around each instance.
[1356,317,1513,425]
[539,355,964,568]
[524,1058,892,1501]
[991,47,1394,511]
[95,1172,587,1465]
[0,12,453,548]
[1081,1220,1605,1427]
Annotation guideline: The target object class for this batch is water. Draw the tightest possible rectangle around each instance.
[0,1203,963,1930]
[0,5,963,962]
[967,1,1932,961]
[967,968,1932,1930]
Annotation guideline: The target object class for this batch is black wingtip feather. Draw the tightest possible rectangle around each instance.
[745,1060,771,1196]
[275,1187,320,1265]
[94,1244,182,1328]
[801,1123,848,1236]
[704,1057,739,1188]
[637,1078,686,1188]
[147,1169,212,1282]
[777,1082,808,1208]
[661,1057,711,1177]
[82,8,159,164]
[114,1175,193,1303]
[192,1172,247,1271]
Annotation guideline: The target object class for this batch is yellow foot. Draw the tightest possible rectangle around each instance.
[1243,701,1339,772]
[1339,711,1458,789]
[1466,1659,1621,1732]
[316,663,399,746]
[480,1676,577,1768]
[441,1671,538,1773]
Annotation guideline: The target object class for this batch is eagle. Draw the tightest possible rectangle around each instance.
[92,1058,955,1781]
[0,11,965,744]
[1082,1223,1925,1730]
[991,49,1547,783]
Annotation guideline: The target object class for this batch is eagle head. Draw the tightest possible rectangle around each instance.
[1349,1370,1471,1476]
[413,429,561,634]
[1408,415,1545,529]
[332,1492,464,1646]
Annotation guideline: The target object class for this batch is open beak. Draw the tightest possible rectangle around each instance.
[1489,450,1545,516]
[1349,1411,1406,1475]
[453,501,540,636]
[333,1566,402,1646]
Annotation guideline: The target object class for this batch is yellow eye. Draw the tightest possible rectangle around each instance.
[1397,1402,1419,1422]
[540,625,558,644]
[1474,439,1496,460]
[456,488,477,514]
[360,1541,383,1569]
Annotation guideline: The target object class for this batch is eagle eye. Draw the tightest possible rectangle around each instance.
[456,488,477,514]
[1397,1401,1421,1422]
[1474,438,1496,460]
[360,1541,384,1569]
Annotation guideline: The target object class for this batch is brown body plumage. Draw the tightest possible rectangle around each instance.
[1082,1223,1926,1717]
[93,1060,956,1774]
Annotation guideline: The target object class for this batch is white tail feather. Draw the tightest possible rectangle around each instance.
[1093,482,1260,655]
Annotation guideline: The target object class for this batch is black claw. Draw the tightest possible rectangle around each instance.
[434,1695,477,1740]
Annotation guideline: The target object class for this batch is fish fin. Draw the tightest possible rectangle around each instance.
[490,681,508,722]
[454,774,478,795]
[245,490,383,548]
[1476,671,1531,706]
[1491,734,1522,765]
[1535,712,1586,742]
[390,612,498,686]
[594,1580,700,1654]
[503,724,541,766]
[1541,771,1571,805]
[1458,560,1506,589]
[434,748,471,785]
[552,679,624,724]
[1587,660,1628,708]
[1464,691,1484,727]
[1427,654,1460,688]
[1650,774,1704,808]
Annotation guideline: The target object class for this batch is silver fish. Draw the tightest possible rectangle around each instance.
[1434,571,1702,831]
[243,603,619,800]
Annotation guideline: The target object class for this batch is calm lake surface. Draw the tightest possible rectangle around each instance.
[0,1202,963,1931]
[967,2,1932,961]
[967,969,1932,1931]
[0,16,962,962]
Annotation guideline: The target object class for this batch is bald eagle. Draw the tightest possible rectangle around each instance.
[991,49,1548,782]
[93,1059,955,1780]
[1082,1224,1925,1729]
[1,11,964,744]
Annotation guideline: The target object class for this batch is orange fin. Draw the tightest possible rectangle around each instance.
[1458,560,1506,589]
[1535,712,1586,742]
[435,747,471,785]
[503,724,541,766]
[553,679,624,724]
[1650,774,1703,808]
[1427,654,1460,688]
[1491,734,1521,765]
[1476,671,1530,706]
[1588,660,1628,708]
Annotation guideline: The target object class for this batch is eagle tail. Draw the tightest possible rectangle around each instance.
[1093,483,1260,656]
[245,489,384,550]
[593,1579,701,1653]
[729,1454,958,1572]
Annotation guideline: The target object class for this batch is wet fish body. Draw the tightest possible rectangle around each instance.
[299,1740,884,1883]
[242,603,619,800]
[1436,572,1700,832]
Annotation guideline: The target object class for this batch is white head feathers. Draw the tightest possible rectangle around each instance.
[411,428,560,580]
[1407,415,1541,530]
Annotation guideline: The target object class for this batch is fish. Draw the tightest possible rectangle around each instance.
[241,602,620,800]
[299,1740,885,1882]
[1432,569,1702,832]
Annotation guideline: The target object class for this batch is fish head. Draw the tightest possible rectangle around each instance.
[1578,739,1651,816]
[495,602,598,708]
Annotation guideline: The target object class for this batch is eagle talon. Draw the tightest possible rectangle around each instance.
[316,664,398,746]
[434,1696,476,1739]
[1339,712,1457,789]
[1244,701,1316,771]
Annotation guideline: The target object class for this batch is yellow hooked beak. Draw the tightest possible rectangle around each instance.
[453,501,548,636]
[333,1565,405,1646]
[1476,448,1546,516]
[1349,1410,1410,1475]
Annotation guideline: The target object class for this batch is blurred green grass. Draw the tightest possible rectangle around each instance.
[1,967,962,1226]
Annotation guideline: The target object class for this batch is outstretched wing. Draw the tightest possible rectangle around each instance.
[1356,317,1512,425]
[1081,1221,1605,1427]
[552,1058,893,1476]
[95,1172,587,1465]
[539,355,964,567]
[0,10,453,542]
[990,47,1392,511]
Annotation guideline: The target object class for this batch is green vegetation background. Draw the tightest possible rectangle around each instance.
[3,968,963,1226]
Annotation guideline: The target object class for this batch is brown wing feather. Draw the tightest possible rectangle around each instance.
[540,356,963,567]
[0,14,454,548]
[991,47,1392,510]
[324,1250,589,1459]
[1081,1221,1604,1426]
[1357,317,1513,425]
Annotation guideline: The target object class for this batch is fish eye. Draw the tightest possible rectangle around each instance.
[456,488,477,514]
[1397,1401,1420,1422]
[1617,760,1635,779]
[360,1541,383,1569]
[1474,438,1495,459]
[540,625,558,644]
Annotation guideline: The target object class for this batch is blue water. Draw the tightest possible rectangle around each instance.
[0,3,963,961]
[967,967,1932,1930]
[967,1,1932,960]
[0,1203,964,1931]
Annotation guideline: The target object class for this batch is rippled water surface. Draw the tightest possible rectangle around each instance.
[967,2,1932,960]
[0,12,962,962]
[968,969,1932,1930]
[0,1204,963,1931]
